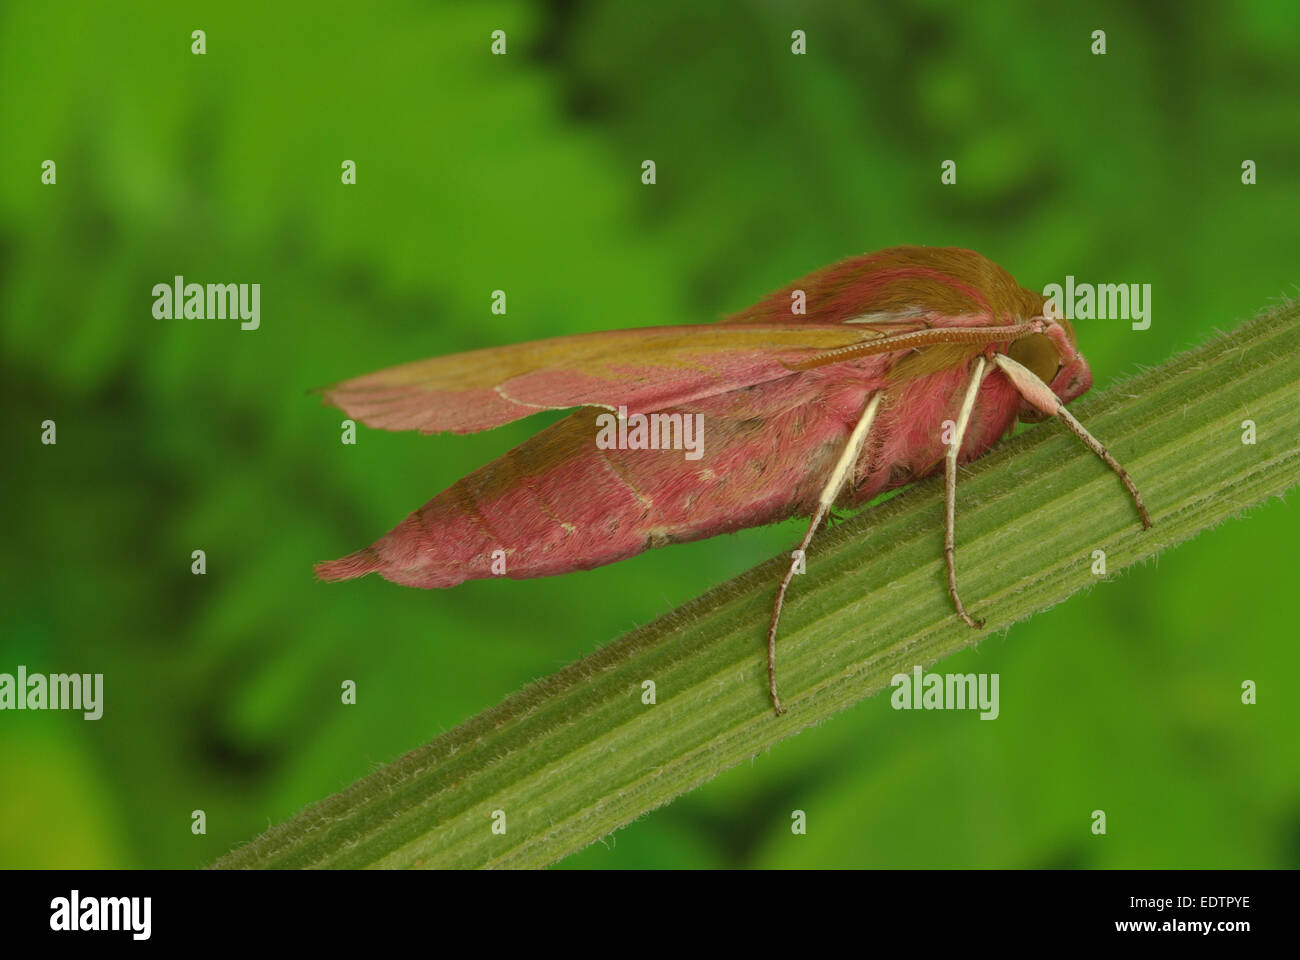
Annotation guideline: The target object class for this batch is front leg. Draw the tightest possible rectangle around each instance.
[993,353,1152,529]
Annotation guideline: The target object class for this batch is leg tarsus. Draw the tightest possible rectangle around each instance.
[1055,406,1153,530]
[946,543,985,629]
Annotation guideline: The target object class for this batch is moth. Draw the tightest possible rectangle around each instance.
[315,246,1151,715]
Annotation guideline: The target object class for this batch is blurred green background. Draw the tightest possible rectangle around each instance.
[2,0,1298,869]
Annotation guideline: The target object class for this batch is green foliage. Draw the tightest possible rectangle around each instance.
[2,1,1298,868]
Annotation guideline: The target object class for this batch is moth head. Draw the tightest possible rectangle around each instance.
[1010,317,1091,422]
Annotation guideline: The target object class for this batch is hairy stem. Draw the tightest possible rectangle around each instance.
[216,300,1300,869]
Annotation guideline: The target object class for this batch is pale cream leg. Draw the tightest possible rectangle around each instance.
[993,354,1152,528]
[766,392,883,715]
[945,356,988,629]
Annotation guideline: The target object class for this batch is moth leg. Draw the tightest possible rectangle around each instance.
[945,356,989,630]
[993,354,1153,529]
[766,392,883,716]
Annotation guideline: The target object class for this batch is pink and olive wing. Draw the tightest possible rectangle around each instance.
[315,322,917,435]
[316,375,870,588]
[724,246,1046,326]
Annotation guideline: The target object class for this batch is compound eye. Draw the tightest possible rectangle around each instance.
[1007,333,1061,385]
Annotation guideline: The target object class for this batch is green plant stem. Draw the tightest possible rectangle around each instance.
[215,301,1300,869]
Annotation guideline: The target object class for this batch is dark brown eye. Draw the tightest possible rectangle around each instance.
[1008,333,1061,385]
